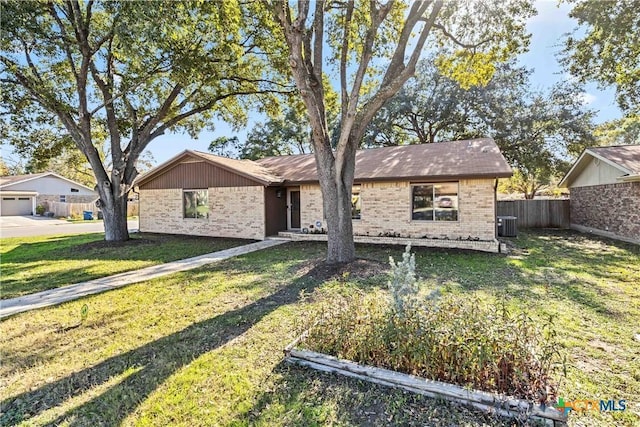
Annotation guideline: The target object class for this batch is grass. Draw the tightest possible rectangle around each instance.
[0,230,638,426]
[0,233,251,299]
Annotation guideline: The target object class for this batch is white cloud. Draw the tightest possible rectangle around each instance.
[577,92,597,105]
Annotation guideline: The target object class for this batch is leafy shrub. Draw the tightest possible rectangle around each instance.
[387,244,419,316]
[304,292,562,402]
[35,205,45,215]
[302,248,563,403]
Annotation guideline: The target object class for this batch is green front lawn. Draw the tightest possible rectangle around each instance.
[0,233,251,299]
[1,230,638,426]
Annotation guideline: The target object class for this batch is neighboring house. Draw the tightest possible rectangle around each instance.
[137,138,512,246]
[0,172,97,216]
[559,145,640,244]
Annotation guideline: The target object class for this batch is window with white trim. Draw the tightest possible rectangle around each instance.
[411,182,458,221]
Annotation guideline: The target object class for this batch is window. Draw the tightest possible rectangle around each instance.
[59,195,66,202]
[18,197,30,200]
[411,183,458,221]
[3,197,15,200]
[183,190,209,219]
[71,188,79,193]
[351,185,361,220]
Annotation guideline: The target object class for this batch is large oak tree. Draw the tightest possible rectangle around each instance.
[365,61,596,199]
[266,0,535,262]
[562,0,640,113]
[1,0,287,240]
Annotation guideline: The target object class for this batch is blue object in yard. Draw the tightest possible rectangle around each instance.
[83,211,94,220]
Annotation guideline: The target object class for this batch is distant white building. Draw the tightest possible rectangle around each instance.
[0,172,97,216]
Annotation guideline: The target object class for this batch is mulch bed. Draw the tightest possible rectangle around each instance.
[296,257,388,282]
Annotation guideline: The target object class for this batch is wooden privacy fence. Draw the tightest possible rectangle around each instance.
[497,199,570,228]
[47,201,139,218]
[48,201,95,218]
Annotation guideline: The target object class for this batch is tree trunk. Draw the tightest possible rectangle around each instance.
[322,175,356,264]
[98,186,129,241]
[312,133,357,264]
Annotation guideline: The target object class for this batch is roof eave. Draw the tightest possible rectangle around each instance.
[559,148,635,188]
[0,190,39,195]
[0,172,96,193]
[559,150,589,188]
[587,149,633,175]
[619,174,640,182]
[280,172,513,186]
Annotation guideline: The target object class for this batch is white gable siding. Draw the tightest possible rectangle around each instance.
[4,176,96,195]
[571,158,625,188]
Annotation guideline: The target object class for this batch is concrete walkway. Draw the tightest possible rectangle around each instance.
[0,239,287,319]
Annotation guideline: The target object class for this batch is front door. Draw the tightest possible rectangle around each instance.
[288,190,301,229]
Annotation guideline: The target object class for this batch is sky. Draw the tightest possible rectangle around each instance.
[1,0,624,168]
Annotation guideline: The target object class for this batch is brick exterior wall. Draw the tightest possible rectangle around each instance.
[139,186,265,240]
[299,179,497,241]
[570,182,640,242]
[37,194,97,209]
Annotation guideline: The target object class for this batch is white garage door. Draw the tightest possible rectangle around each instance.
[1,196,33,216]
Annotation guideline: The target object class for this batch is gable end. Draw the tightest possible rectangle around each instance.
[139,159,262,189]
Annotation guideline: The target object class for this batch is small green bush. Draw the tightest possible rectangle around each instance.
[387,245,419,316]
[35,205,45,215]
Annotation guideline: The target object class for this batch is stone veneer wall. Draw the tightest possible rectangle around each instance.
[37,194,97,208]
[139,186,265,240]
[570,182,640,242]
[300,179,496,241]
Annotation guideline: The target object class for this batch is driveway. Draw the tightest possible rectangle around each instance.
[0,215,139,238]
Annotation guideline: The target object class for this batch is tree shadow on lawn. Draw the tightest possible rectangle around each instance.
[1,233,250,267]
[1,233,253,299]
[0,266,326,426]
[244,362,508,427]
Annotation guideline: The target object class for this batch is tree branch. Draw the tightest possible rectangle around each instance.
[339,0,354,126]
[432,23,492,49]
[20,39,44,84]
[47,2,79,81]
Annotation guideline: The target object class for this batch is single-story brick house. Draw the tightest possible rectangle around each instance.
[137,138,512,247]
[0,172,97,216]
[559,145,640,244]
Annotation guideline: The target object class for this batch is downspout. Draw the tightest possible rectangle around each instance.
[132,186,140,232]
[494,178,500,253]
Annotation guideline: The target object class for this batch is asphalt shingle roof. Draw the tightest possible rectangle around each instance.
[138,138,512,187]
[255,138,512,183]
[589,145,640,174]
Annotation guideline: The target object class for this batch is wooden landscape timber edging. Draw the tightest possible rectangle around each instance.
[283,345,567,425]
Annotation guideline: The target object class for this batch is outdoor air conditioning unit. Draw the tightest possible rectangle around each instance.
[497,216,518,237]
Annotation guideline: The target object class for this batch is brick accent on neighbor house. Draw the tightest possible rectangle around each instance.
[299,179,496,241]
[570,182,640,242]
[139,186,265,240]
